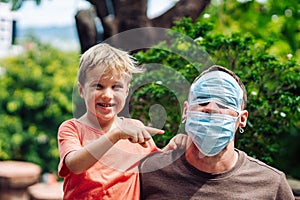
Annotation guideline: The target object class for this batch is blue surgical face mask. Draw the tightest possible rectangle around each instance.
[185,111,238,156]
[185,70,244,156]
[189,71,244,112]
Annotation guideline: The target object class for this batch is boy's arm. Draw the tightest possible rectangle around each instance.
[64,134,114,174]
[161,133,187,152]
[65,124,164,174]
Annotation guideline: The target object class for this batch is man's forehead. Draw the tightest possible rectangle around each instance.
[189,70,243,112]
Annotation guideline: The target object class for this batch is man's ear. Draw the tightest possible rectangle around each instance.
[182,101,189,123]
[239,110,248,128]
[78,82,84,98]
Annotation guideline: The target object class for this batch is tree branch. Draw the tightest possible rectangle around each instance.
[151,0,211,27]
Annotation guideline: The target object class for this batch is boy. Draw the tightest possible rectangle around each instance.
[58,43,185,199]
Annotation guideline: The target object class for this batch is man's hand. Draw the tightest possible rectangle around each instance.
[162,133,187,152]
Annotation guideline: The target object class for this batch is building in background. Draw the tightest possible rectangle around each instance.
[0,3,14,47]
[0,2,21,57]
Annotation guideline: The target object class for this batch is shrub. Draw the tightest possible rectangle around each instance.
[132,18,300,177]
[0,41,78,173]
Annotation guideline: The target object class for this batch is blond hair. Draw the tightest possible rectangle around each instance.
[78,43,142,85]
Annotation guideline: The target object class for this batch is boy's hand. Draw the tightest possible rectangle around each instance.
[126,126,164,143]
[110,118,164,147]
[162,133,187,152]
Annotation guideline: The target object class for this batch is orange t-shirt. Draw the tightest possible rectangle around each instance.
[57,118,159,200]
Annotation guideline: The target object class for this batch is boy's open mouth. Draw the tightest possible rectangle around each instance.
[97,103,114,107]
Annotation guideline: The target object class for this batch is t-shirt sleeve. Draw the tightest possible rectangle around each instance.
[275,173,295,200]
[57,120,82,177]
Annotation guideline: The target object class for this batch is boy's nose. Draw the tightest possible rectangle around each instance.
[102,88,113,99]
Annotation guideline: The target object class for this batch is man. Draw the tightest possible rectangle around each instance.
[139,65,294,200]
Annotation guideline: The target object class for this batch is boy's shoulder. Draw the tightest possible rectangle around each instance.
[59,118,78,128]
[58,118,92,133]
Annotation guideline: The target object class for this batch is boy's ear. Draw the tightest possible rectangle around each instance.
[78,82,84,98]
[126,84,130,96]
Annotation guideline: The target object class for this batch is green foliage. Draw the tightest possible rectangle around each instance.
[0,0,41,10]
[133,18,300,178]
[1,0,299,179]
[207,0,300,62]
[0,41,78,173]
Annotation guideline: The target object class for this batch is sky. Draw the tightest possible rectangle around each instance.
[15,0,176,28]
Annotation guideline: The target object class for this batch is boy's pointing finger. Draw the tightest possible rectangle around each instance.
[144,126,165,135]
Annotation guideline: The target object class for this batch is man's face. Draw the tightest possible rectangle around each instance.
[182,70,248,156]
[187,102,239,117]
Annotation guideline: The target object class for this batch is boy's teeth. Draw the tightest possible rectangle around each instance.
[100,103,111,107]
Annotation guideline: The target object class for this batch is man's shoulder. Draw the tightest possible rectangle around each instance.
[139,149,185,173]
[239,150,284,176]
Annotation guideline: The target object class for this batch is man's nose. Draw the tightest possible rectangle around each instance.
[201,102,219,113]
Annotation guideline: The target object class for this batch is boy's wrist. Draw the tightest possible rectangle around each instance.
[85,134,115,161]
[106,129,120,144]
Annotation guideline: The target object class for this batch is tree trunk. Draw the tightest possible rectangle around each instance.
[75,0,211,53]
[75,7,98,53]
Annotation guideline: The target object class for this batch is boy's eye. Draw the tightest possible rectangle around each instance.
[94,84,103,89]
[113,84,123,89]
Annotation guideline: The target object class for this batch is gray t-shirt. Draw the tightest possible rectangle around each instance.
[139,149,294,200]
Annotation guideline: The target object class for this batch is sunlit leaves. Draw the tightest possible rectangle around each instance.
[135,18,300,178]
[0,42,78,172]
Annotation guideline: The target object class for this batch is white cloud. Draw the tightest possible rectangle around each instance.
[16,0,90,28]
[15,0,174,28]
[147,0,176,18]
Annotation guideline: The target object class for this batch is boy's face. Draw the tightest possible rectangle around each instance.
[78,67,129,123]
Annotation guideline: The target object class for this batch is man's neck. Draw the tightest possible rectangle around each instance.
[185,141,238,174]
